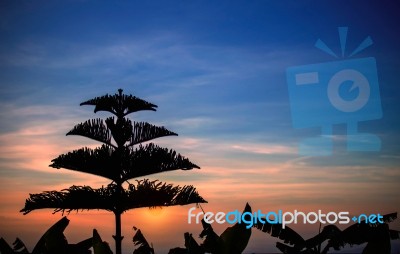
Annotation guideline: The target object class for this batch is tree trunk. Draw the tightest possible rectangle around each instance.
[113,211,124,254]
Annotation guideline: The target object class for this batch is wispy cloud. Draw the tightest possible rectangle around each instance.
[231,143,297,155]
[170,116,219,130]
[0,32,312,92]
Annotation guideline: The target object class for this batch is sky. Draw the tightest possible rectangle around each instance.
[0,0,400,253]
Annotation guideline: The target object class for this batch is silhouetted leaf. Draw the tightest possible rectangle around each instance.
[340,213,397,246]
[219,203,252,254]
[357,223,391,254]
[67,237,93,254]
[132,228,154,254]
[31,216,69,254]
[309,213,398,253]
[12,238,29,253]
[20,180,207,214]
[380,212,397,224]
[49,145,119,181]
[276,242,305,254]
[199,219,221,253]
[303,224,343,252]
[123,143,200,180]
[67,118,114,147]
[104,117,133,147]
[67,116,177,149]
[50,143,199,182]
[0,238,14,254]
[128,121,177,146]
[390,230,400,240]
[93,229,113,254]
[184,233,203,254]
[254,216,305,246]
[168,247,187,254]
[80,89,157,117]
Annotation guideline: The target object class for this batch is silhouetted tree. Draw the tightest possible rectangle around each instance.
[20,89,206,254]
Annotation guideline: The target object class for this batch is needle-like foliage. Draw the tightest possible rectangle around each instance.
[21,180,206,215]
[21,89,206,254]
[49,143,199,182]
[80,89,157,117]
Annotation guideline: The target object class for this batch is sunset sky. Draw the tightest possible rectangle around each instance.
[1,1,400,253]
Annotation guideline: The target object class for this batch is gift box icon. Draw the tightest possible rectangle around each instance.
[286,27,382,156]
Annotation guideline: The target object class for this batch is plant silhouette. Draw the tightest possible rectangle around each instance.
[20,89,207,254]
[169,203,252,254]
[254,212,400,253]
[132,227,154,254]
[0,217,93,254]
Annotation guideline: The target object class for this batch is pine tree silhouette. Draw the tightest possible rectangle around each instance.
[20,89,207,254]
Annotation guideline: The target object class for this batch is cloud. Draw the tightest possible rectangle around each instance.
[231,143,297,155]
[0,102,101,177]
[0,31,310,89]
[170,116,219,129]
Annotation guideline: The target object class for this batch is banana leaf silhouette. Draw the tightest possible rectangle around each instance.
[30,216,69,254]
[184,232,204,254]
[315,212,399,254]
[167,247,187,254]
[199,203,252,253]
[67,238,93,254]
[166,233,205,254]
[169,203,252,254]
[132,227,154,254]
[0,217,92,254]
[0,238,14,254]
[218,203,252,254]
[253,213,305,253]
[93,229,113,254]
[199,218,221,253]
[262,212,399,254]
[12,238,29,254]
[0,238,30,254]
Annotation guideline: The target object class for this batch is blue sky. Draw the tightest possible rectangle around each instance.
[1,1,400,253]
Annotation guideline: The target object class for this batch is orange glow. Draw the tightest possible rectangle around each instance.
[146,207,165,218]
[1,118,400,253]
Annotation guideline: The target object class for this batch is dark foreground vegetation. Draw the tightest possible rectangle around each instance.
[1,204,399,254]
